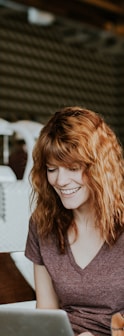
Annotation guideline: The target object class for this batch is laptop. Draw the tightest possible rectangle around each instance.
[0,307,74,336]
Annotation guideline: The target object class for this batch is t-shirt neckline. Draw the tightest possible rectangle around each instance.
[66,235,106,275]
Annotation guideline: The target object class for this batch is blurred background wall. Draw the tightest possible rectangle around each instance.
[0,0,124,146]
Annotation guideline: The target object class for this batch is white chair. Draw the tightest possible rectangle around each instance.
[0,119,44,308]
[0,166,17,182]
[0,118,44,181]
[0,179,36,308]
[0,118,13,165]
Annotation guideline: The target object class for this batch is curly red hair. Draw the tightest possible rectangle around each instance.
[30,107,124,252]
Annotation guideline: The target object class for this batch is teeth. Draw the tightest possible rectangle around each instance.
[60,188,79,195]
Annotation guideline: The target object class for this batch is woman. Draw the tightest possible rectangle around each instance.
[25,106,124,336]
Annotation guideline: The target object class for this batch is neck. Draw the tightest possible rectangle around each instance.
[73,200,96,232]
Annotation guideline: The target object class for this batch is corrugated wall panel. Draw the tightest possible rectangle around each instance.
[0,19,123,145]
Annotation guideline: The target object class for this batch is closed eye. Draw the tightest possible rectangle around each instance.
[46,166,57,172]
[69,166,80,171]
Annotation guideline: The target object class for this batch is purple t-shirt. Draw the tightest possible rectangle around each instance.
[25,218,124,336]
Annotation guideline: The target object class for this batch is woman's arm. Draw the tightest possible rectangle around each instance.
[34,263,59,309]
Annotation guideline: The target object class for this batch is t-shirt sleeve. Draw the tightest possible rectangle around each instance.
[25,217,44,265]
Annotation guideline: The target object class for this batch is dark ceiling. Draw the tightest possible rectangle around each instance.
[0,0,124,52]
[2,0,124,36]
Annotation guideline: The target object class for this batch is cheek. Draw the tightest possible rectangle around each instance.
[47,173,55,186]
[82,172,89,186]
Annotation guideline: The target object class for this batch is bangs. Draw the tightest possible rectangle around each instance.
[43,136,82,167]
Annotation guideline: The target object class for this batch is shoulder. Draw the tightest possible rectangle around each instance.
[116,231,124,246]
[109,231,124,256]
[28,216,58,253]
[28,215,39,238]
[29,215,37,230]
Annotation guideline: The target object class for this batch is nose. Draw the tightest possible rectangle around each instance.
[56,167,69,186]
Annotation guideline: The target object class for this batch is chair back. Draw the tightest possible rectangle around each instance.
[0,119,43,252]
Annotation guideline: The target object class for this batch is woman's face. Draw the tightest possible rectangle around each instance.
[46,163,91,210]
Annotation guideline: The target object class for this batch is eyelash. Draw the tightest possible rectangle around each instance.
[70,167,79,171]
[47,167,57,172]
[47,167,79,172]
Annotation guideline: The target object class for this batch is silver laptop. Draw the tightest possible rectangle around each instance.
[0,307,74,336]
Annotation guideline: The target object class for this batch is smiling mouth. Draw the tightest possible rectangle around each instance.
[60,187,80,195]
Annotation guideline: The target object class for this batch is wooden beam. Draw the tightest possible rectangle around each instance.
[78,0,124,14]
